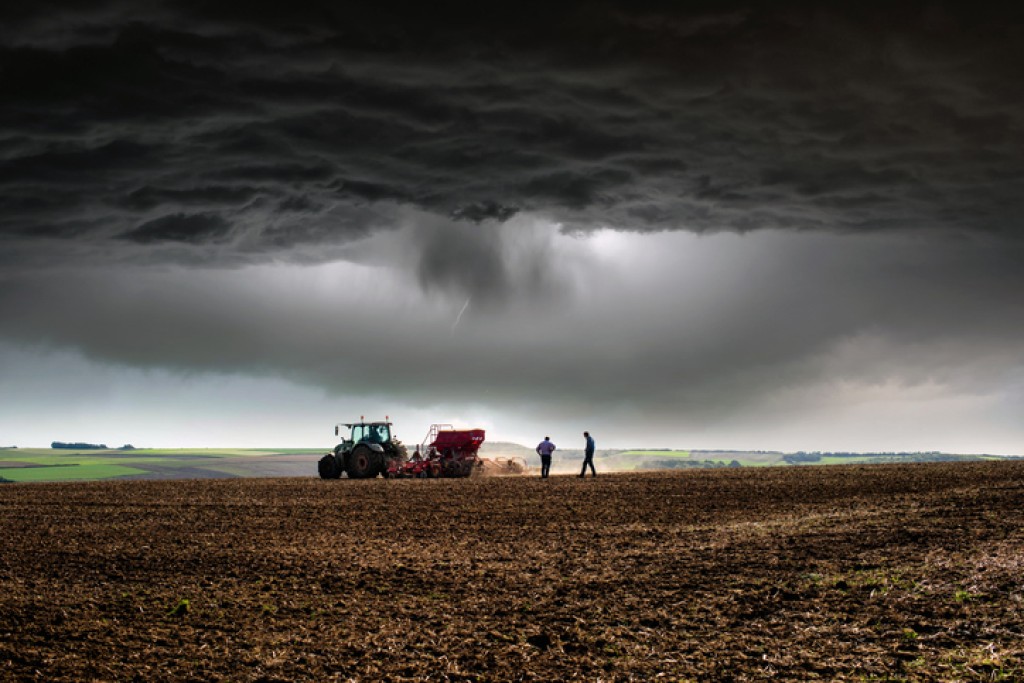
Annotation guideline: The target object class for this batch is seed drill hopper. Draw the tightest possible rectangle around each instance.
[390,423,486,478]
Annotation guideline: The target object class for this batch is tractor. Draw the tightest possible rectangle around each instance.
[317,419,485,479]
[317,419,407,479]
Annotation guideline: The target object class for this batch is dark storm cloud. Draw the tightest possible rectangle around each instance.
[117,185,261,212]
[451,201,519,224]
[2,0,1023,267]
[118,213,232,244]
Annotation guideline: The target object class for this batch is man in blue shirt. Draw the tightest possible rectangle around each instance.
[536,436,556,478]
[579,431,596,478]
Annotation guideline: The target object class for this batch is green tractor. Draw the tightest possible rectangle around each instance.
[317,419,408,479]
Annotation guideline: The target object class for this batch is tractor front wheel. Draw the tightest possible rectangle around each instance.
[318,454,341,479]
[346,445,381,479]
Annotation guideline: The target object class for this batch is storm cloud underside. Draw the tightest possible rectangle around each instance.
[1,2,1023,451]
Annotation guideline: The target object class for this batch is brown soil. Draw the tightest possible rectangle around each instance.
[2,462,1023,681]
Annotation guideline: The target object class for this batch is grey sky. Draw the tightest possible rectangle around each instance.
[1,2,1022,452]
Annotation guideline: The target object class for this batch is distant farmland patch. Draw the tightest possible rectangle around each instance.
[605,449,1015,470]
[610,450,784,469]
[0,448,324,482]
[0,464,148,482]
[618,450,693,458]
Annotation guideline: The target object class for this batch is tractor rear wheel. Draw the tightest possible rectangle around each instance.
[346,444,381,479]
[318,454,341,479]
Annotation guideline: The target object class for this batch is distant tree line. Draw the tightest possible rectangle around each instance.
[52,442,108,450]
[50,442,136,450]
[783,452,823,464]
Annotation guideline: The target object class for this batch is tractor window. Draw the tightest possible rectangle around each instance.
[366,424,389,443]
[351,424,390,443]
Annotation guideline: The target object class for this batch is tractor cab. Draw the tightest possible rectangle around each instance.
[336,421,392,445]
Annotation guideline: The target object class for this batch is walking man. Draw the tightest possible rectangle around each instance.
[579,431,596,478]
[536,436,556,478]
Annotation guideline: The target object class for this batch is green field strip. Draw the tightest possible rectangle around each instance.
[0,454,120,466]
[0,464,149,482]
[124,448,323,457]
[0,448,315,464]
[122,449,261,457]
[0,454,189,467]
[817,456,877,465]
[618,450,693,458]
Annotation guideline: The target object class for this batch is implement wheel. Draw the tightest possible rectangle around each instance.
[346,444,381,479]
[318,454,341,479]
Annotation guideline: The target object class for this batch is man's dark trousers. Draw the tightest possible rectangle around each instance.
[580,453,596,477]
[541,454,552,478]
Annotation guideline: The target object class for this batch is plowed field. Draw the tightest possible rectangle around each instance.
[3,462,1024,681]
